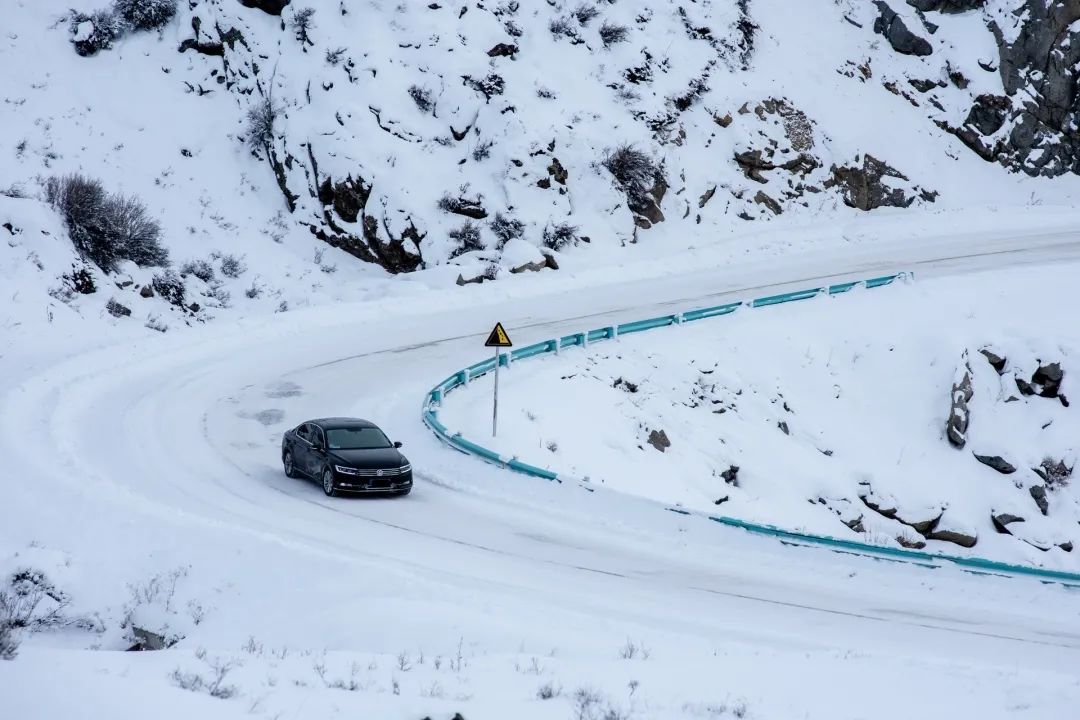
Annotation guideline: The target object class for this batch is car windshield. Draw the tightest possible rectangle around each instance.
[325,427,392,450]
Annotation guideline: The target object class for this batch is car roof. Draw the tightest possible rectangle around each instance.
[308,417,378,430]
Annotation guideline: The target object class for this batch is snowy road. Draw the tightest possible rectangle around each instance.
[5,227,1080,718]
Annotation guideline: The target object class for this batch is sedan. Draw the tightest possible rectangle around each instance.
[281,418,412,497]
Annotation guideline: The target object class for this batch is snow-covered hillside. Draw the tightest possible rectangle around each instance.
[442,264,1080,567]
[4,0,1080,337]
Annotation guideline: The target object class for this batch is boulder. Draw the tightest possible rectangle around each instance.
[239,0,291,15]
[1032,362,1064,398]
[753,190,782,215]
[647,429,671,452]
[486,43,518,58]
[859,494,898,519]
[973,453,1016,474]
[978,347,1006,374]
[1015,376,1036,396]
[1029,484,1049,515]
[106,299,132,318]
[904,512,942,535]
[721,465,740,486]
[547,158,568,185]
[946,356,974,448]
[139,285,154,299]
[896,535,927,549]
[991,512,1025,534]
[873,2,933,57]
[926,527,977,547]
[907,0,985,11]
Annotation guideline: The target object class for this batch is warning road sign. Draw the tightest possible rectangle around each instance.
[485,322,513,348]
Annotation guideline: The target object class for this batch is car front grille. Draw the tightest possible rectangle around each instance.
[351,467,404,477]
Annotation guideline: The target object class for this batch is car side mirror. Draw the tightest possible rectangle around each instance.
[312,442,325,453]
[393,441,403,448]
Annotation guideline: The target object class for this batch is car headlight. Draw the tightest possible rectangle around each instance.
[400,463,412,472]
[334,465,360,475]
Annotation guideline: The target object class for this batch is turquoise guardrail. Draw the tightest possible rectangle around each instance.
[421,272,1080,586]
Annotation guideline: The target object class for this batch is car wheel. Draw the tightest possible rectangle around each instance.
[322,468,337,497]
[283,451,298,478]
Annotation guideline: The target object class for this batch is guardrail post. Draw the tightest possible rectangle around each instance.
[554,339,560,355]
[431,389,442,406]
[462,369,470,387]
[581,331,588,348]
[610,326,618,340]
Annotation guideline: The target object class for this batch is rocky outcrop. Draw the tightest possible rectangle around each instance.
[981,1,1080,176]
[873,2,933,57]
[1030,484,1049,515]
[946,355,974,448]
[826,155,936,211]
[647,429,671,452]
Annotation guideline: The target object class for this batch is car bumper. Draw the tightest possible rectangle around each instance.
[334,480,412,493]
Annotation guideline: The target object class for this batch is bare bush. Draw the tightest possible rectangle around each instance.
[113,0,178,31]
[602,144,664,212]
[536,681,561,700]
[489,211,525,248]
[472,139,494,162]
[170,656,238,699]
[599,22,630,48]
[409,85,434,113]
[542,222,579,251]
[212,252,247,278]
[549,16,578,40]
[291,7,316,47]
[463,73,505,101]
[325,47,346,65]
[46,174,168,272]
[619,637,650,660]
[0,619,17,660]
[573,4,599,25]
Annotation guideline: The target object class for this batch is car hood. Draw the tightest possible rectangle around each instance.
[328,447,406,469]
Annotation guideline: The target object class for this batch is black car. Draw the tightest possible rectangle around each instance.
[281,418,412,497]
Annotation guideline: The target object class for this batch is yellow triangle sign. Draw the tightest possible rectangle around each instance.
[485,322,513,348]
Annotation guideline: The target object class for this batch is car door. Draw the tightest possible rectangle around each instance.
[307,425,327,476]
[292,423,312,476]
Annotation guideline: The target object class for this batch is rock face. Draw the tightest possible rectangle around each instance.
[827,155,936,210]
[1030,484,1049,515]
[946,356,974,448]
[978,0,1080,176]
[978,347,1007,374]
[873,2,933,57]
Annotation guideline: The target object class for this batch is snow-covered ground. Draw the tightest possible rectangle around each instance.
[4,229,1080,718]
[442,262,1080,568]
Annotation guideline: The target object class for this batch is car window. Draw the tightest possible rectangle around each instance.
[296,424,311,442]
[311,426,325,448]
[326,427,392,450]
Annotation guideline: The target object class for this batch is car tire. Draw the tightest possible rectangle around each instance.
[283,451,298,478]
[322,468,337,497]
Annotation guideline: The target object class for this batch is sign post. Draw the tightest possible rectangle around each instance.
[484,322,513,437]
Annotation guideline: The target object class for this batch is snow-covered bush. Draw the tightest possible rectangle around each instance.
[45,174,169,272]
[213,252,247,278]
[408,85,434,114]
[489,212,525,248]
[573,4,599,26]
[151,269,186,307]
[113,0,178,31]
[68,9,122,57]
[448,221,484,258]
[179,258,215,283]
[542,222,579,251]
[602,144,664,210]
[245,96,280,151]
[291,7,316,47]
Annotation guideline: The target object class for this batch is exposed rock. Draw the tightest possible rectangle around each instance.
[907,0,985,12]
[905,512,942,535]
[991,512,1025,534]
[721,465,739,486]
[973,453,1016,474]
[844,516,866,534]
[873,2,933,57]
[859,494,898,519]
[926,527,977,547]
[547,158,568,185]
[826,155,935,211]
[1032,362,1063,398]
[753,190,782,215]
[630,176,667,230]
[129,626,174,651]
[978,347,1006,374]
[714,495,730,505]
[1015,376,1036,396]
[647,429,671,452]
[239,0,291,15]
[946,355,974,448]
[896,535,927,549]
[486,43,518,58]
[698,185,717,208]
[734,149,775,183]
[777,420,790,435]
[106,299,131,318]
[1059,541,1074,552]
[984,0,1080,176]
[328,175,370,224]
[1029,484,1049,515]
[139,285,154,299]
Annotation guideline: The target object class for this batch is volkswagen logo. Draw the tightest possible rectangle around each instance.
[376,469,383,477]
